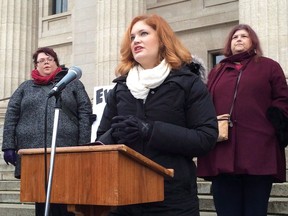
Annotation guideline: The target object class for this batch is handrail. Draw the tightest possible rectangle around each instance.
[0,97,11,102]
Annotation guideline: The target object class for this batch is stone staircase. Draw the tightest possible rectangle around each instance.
[197,179,288,215]
[0,101,35,215]
[0,122,35,215]
[0,102,287,216]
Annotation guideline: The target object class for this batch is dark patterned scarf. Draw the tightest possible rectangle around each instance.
[220,50,256,64]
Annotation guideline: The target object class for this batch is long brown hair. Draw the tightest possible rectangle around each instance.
[222,24,263,57]
[116,14,192,76]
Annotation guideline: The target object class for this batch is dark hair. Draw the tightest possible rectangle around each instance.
[32,47,60,68]
[222,24,263,57]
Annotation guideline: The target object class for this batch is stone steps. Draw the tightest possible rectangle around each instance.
[198,181,288,215]
[0,180,20,191]
[0,121,288,215]
[0,180,35,215]
[0,203,34,216]
[198,181,288,197]
[199,194,288,215]
[0,180,287,215]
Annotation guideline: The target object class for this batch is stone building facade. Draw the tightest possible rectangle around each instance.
[0,0,287,101]
[0,1,287,214]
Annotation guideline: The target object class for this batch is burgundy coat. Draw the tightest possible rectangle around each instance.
[197,54,288,182]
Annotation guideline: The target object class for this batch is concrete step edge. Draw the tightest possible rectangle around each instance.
[197,181,288,197]
[199,195,288,215]
[0,203,34,209]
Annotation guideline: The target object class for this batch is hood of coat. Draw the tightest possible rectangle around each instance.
[54,67,69,82]
[187,55,207,84]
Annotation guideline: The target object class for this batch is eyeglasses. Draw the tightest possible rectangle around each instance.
[37,57,54,64]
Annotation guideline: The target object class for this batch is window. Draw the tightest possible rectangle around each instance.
[212,53,224,66]
[52,0,68,14]
[208,50,225,71]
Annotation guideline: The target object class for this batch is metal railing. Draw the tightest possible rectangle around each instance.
[0,97,10,102]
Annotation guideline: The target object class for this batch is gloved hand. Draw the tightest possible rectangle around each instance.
[267,107,284,129]
[3,149,16,166]
[267,107,288,148]
[89,114,97,125]
[111,115,153,145]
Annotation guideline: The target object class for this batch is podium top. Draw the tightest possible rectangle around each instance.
[18,144,174,178]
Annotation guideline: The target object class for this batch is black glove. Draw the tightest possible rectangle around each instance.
[3,149,16,166]
[267,107,284,128]
[267,107,288,148]
[89,114,97,125]
[111,115,153,145]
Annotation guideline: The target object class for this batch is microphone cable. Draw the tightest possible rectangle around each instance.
[43,96,49,195]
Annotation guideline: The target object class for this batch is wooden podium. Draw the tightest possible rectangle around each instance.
[18,144,174,216]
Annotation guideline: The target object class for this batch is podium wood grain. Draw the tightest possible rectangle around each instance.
[19,145,173,215]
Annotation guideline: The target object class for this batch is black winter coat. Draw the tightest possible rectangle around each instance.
[97,64,218,216]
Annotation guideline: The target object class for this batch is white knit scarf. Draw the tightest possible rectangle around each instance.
[126,59,171,100]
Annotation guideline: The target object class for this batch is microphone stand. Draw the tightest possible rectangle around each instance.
[44,93,62,216]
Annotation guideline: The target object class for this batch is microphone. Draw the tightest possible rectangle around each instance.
[48,66,82,98]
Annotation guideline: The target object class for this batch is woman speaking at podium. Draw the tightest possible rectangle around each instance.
[97,14,218,216]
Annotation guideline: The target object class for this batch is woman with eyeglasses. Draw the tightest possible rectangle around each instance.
[2,47,93,216]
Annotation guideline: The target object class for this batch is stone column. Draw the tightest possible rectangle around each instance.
[95,0,146,85]
[0,0,39,99]
[239,0,288,78]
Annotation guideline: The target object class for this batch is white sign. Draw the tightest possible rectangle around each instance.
[91,85,115,142]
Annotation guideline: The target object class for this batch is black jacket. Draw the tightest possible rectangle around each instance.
[97,64,218,215]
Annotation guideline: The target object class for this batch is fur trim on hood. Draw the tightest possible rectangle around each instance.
[187,55,208,84]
